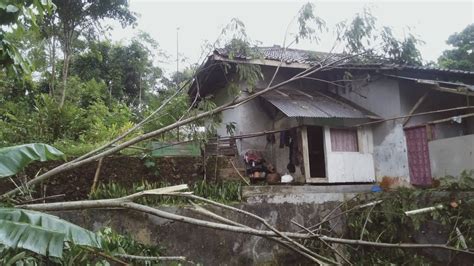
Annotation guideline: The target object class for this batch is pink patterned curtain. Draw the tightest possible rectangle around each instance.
[330,128,358,152]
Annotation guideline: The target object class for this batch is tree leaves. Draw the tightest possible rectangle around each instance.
[438,24,474,71]
[297,3,326,43]
[337,7,423,65]
[0,0,54,74]
[0,208,101,258]
[0,143,65,178]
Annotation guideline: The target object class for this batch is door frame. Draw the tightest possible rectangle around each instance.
[302,126,329,183]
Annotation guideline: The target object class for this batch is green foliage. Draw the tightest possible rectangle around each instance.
[90,180,243,205]
[98,227,164,258]
[338,7,423,65]
[0,143,65,178]
[438,24,474,71]
[338,8,376,54]
[438,170,474,191]
[0,87,136,149]
[225,122,237,136]
[236,63,263,92]
[0,226,165,265]
[33,95,86,142]
[0,208,101,258]
[340,173,474,264]
[380,27,423,65]
[296,3,326,43]
[71,37,163,106]
[0,0,54,75]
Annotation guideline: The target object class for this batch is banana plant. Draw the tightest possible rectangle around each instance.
[0,143,66,178]
[0,208,101,258]
[0,143,101,259]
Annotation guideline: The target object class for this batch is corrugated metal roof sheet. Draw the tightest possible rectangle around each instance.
[260,87,370,119]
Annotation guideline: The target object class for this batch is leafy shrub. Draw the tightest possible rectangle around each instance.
[90,180,243,204]
[1,227,164,265]
[341,179,474,264]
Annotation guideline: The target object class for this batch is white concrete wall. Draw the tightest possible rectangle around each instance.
[322,127,376,183]
[429,134,474,178]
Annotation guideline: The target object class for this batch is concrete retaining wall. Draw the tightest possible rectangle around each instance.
[53,201,346,265]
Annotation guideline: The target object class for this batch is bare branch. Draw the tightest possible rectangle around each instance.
[166,193,338,265]
[404,204,444,216]
[319,235,474,256]
[18,199,311,239]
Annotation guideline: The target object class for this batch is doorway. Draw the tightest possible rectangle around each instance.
[307,126,326,177]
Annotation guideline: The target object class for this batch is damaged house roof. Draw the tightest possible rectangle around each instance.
[214,46,474,76]
[189,45,474,103]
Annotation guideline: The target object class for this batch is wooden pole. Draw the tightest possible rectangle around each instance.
[428,113,474,125]
[355,106,474,127]
[90,158,104,194]
[228,158,250,185]
[403,91,430,126]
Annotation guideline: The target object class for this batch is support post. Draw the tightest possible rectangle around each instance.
[301,126,311,181]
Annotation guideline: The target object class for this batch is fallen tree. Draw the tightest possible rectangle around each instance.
[18,185,474,265]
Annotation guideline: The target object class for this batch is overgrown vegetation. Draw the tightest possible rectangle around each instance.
[338,171,474,264]
[0,227,165,265]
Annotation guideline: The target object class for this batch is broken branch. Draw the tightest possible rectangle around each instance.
[404,204,444,216]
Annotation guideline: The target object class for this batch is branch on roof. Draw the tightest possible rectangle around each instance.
[384,74,474,97]
[354,106,474,127]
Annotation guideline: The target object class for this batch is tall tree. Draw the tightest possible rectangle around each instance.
[48,0,136,107]
[71,36,163,106]
[438,24,474,71]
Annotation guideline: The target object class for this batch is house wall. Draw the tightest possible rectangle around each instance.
[399,81,468,138]
[322,126,375,183]
[335,76,411,183]
[336,76,474,185]
[398,81,474,182]
[213,80,272,158]
[428,134,474,178]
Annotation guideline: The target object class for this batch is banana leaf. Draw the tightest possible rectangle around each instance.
[0,143,66,178]
[0,208,101,258]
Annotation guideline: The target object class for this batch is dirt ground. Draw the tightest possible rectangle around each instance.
[0,156,227,201]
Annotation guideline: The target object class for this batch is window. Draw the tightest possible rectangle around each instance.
[330,128,358,152]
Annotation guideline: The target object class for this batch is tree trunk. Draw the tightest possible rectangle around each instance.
[59,48,69,108]
[50,36,56,96]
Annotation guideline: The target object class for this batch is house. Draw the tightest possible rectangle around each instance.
[189,46,474,187]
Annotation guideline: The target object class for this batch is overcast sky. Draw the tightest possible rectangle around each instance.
[108,0,474,75]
